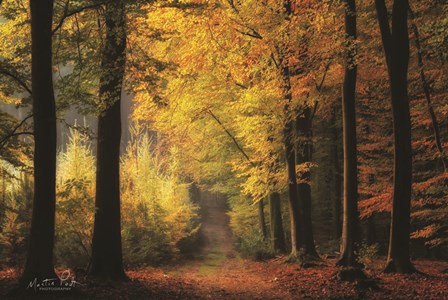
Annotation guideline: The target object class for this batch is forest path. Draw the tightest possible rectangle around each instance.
[161,198,293,300]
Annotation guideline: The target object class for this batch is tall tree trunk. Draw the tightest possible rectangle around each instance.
[330,106,342,239]
[408,6,447,171]
[296,107,319,258]
[258,198,268,240]
[337,0,361,267]
[365,175,377,245]
[89,1,127,280]
[366,216,377,245]
[20,0,57,286]
[269,192,286,253]
[279,0,303,258]
[283,69,302,256]
[375,0,416,273]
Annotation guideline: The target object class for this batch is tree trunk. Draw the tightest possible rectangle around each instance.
[285,122,302,256]
[269,192,286,253]
[337,0,361,267]
[89,1,128,280]
[20,0,57,286]
[408,6,447,171]
[330,106,342,239]
[296,107,319,258]
[278,0,303,257]
[258,198,268,240]
[282,64,303,256]
[375,0,416,273]
[367,216,377,245]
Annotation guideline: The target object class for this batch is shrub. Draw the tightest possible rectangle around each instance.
[120,128,200,266]
[55,128,95,268]
[356,242,380,269]
[237,231,274,260]
[0,170,32,269]
[228,195,274,260]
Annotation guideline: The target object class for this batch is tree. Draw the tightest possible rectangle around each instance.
[337,0,361,267]
[258,198,268,239]
[269,192,286,253]
[282,63,303,256]
[89,0,128,280]
[408,5,447,172]
[375,0,416,273]
[330,106,342,239]
[20,0,58,286]
[279,0,304,258]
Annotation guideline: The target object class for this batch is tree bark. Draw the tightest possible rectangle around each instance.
[375,0,416,273]
[330,106,342,239]
[20,0,57,286]
[282,65,303,256]
[337,0,361,267]
[269,192,286,253]
[277,0,303,258]
[367,216,377,245]
[408,6,447,171]
[296,107,319,258]
[258,198,268,240]
[89,1,128,280]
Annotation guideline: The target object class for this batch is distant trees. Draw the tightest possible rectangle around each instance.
[20,0,57,285]
[269,192,286,253]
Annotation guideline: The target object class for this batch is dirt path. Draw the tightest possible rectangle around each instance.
[1,199,447,299]
[162,199,293,300]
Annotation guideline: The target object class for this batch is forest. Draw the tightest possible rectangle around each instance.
[0,0,447,299]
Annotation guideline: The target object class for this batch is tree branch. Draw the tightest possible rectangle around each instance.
[233,27,263,40]
[409,4,447,171]
[52,1,106,35]
[0,114,34,150]
[375,0,392,70]
[0,64,32,95]
[316,62,331,92]
[206,109,256,167]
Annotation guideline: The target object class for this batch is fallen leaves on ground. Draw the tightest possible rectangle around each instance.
[0,259,447,299]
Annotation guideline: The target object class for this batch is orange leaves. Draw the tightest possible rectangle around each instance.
[359,190,392,218]
[413,172,448,193]
[411,224,446,247]
[411,224,441,239]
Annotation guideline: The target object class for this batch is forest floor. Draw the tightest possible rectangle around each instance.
[0,201,447,299]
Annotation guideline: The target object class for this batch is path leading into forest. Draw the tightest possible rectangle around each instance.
[2,199,448,299]
[160,199,293,299]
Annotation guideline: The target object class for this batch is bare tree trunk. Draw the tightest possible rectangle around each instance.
[282,67,303,256]
[367,216,377,245]
[296,107,319,259]
[258,198,268,239]
[278,0,304,258]
[375,0,416,273]
[89,1,127,280]
[330,106,342,239]
[20,0,57,286]
[269,192,286,253]
[337,0,361,267]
